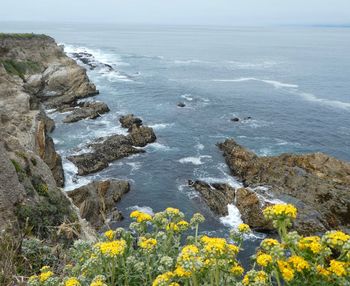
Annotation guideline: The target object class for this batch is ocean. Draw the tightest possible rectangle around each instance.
[2,22,350,263]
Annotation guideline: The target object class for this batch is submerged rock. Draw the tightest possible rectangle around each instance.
[231,117,240,122]
[67,180,130,229]
[218,138,350,234]
[63,101,110,123]
[177,102,186,108]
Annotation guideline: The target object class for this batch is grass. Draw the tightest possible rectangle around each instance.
[0,33,49,40]
[0,59,41,80]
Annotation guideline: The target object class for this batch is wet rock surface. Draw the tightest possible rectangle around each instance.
[218,138,350,234]
[63,101,110,123]
[68,115,156,175]
[67,180,130,229]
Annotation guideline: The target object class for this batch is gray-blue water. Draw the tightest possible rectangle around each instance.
[2,23,350,262]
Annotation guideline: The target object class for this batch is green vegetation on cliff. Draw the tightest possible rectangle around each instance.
[0,59,41,80]
[0,33,50,40]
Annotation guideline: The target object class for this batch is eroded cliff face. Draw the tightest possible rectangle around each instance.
[0,34,96,239]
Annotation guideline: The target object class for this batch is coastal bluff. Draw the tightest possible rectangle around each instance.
[0,33,96,239]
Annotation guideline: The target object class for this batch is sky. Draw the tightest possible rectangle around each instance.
[1,0,350,26]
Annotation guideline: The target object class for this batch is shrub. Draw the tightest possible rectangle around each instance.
[28,205,350,286]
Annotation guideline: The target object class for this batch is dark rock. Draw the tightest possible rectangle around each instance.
[218,138,350,234]
[189,180,235,216]
[119,114,143,129]
[63,101,110,123]
[235,188,274,231]
[231,117,240,122]
[127,126,156,147]
[67,180,130,229]
[177,102,186,108]
[243,116,252,120]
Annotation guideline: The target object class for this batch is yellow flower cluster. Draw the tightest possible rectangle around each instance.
[94,239,126,257]
[130,210,153,223]
[173,266,191,277]
[260,238,280,251]
[139,237,157,250]
[263,204,297,220]
[104,230,115,240]
[297,235,322,254]
[243,270,268,286]
[65,277,81,286]
[256,253,273,267]
[288,255,309,272]
[323,230,350,248]
[328,260,347,277]
[277,260,294,282]
[238,223,251,233]
[231,264,244,276]
[152,271,174,286]
[201,236,227,256]
[165,207,180,215]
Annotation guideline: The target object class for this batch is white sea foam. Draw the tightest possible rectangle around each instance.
[174,59,209,64]
[181,93,193,101]
[127,205,154,215]
[219,204,243,228]
[297,92,350,111]
[178,155,212,165]
[148,123,174,130]
[195,143,205,150]
[212,77,299,89]
[63,160,91,191]
[126,162,142,173]
[227,60,279,69]
[146,142,172,152]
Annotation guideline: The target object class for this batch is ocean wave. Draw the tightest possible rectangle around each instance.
[173,59,209,65]
[148,123,174,130]
[219,204,243,228]
[226,60,280,69]
[178,155,212,165]
[145,142,173,152]
[62,159,91,191]
[127,205,154,215]
[126,162,142,173]
[212,77,298,88]
[213,77,350,111]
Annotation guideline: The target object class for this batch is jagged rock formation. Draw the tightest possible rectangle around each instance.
[68,114,156,175]
[0,34,97,239]
[67,180,130,229]
[63,101,110,123]
[218,139,350,234]
[188,180,273,231]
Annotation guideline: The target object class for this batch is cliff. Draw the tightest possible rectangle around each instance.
[0,33,96,240]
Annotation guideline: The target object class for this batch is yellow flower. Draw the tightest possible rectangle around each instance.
[298,236,322,254]
[130,210,153,223]
[90,281,105,286]
[104,230,115,240]
[94,239,126,257]
[139,237,157,250]
[256,253,273,267]
[323,231,350,248]
[317,265,331,277]
[39,271,53,282]
[256,271,268,283]
[166,222,179,232]
[238,223,251,233]
[177,220,189,230]
[277,261,294,282]
[65,277,81,286]
[242,275,249,286]
[174,266,191,277]
[152,271,174,286]
[288,255,309,272]
[230,265,244,276]
[169,283,180,286]
[263,204,297,221]
[227,244,239,255]
[260,238,280,250]
[201,236,227,255]
[165,207,180,215]
[328,260,347,277]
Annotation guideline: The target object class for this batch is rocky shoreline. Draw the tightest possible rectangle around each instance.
[0,34,157,239]
[1,33,349,242]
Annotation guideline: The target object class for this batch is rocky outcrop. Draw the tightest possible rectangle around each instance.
[218,139,350,234]
[119,114,143,130]
[63,101,110,123]
[69,115,156,175]
[70,51,113,71]
[188,180,273,231]
[188,180,235,216]
[67,180,130,229]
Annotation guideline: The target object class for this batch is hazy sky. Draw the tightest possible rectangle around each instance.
[1,0,350,26]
